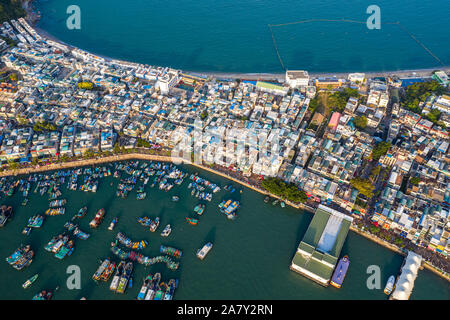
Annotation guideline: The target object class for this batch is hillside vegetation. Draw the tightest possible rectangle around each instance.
[0,0,26,23]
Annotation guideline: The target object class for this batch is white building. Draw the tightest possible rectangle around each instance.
[391,251,422,300]
[348,73,365,83]
[285,70,309,88]
[156,69,180,94]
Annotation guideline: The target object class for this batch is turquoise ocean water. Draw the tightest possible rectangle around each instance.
[34,0,450,73]
[0,161,449,300]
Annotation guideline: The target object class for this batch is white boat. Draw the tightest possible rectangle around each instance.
[196,242,213,260]
[384,275,396,295]
[110,275,120,291]
[161,224,171,237]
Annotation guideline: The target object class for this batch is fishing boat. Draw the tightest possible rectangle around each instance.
[161,224,171,237]
[71,206,87,221]
[163,279,178,300]
[22,226,32,235]
[0,205,13,227]
[116,232,148,250]
[194,204,205,215]
[138,216,152,227]
[12,249,34,270]
[108,217,118,231]
[149,217,160,232]
[93,258,110,281]
[137,275,152,300]
[172,196,179,202]
[72,227,90,240]
[89,208,105,228]
[160,245,182,258]
[384,275,396,295]
[45,207,65,216]
[153,285,165,300]
[32,287,58,300]
[197,242,213,260]
[137,192,146,200]
[27,215,44,228]
[219,199,239,219]
[100,261,116,281]
[22,274,38,289]
[144,272,161,300]
[272,199,279,206]
[55,240,74,259]
[186,217,199,225]
[280,201,286,208]
[264,196,270,203]
[7,245,29,265]
[22,198,28,206]
[110,261,125,291]
[330,255,350,289]
[116,262,133,294]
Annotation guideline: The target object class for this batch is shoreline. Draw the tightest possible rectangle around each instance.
[1,153,449,283]
[24,4,450,81]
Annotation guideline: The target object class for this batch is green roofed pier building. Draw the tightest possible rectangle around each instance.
[290,205,353,286]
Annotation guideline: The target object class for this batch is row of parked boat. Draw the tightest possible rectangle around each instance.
[137,273,178,300]
[110,242,180,270]
[6,244,34,270]
[44,234,75,260]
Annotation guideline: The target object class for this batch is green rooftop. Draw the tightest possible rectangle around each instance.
[290,205,353,286]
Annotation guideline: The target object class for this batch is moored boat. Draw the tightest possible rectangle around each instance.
[71,206,87,221]
[186,217,198,225]
[162,279,178,300]
[144,272,161,300]
[32,287,58,300]
[137,275,152,300]
[330,255,350,288]
[0,205,14,227]
[161,224,171,237]
[116,261,133,294]
[100,261,116,281]
[22,274,39,289]
[196,242,213,260]
[89,208,105,228]
[93,258,110,281]
[110,261,125,291]
[384,275,396,295]
[108,217,118,231]
[149,217,160,232]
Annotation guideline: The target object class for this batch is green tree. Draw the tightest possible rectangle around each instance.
[409,177,420,185]
[371,141,391,161]
[200,110,208,120]
[350,177,375,199]
[353,115,368,130]
[261,177,307,203]
[77,82,94,90]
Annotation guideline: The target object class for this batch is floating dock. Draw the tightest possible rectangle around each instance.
[290,205,353,286]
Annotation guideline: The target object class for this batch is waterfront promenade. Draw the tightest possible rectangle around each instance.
[1,152,448,283]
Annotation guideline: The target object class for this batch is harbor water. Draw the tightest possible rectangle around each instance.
[0,161,449,300]
[34,0,450,73]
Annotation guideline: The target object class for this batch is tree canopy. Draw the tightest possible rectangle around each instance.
[261,177,307,203]
[328,88,360,112]
[371,141,391,161]
[353,115,367,130]
[350,177,375,199]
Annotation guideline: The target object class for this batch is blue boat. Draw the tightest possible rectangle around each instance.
[330,255,350,288]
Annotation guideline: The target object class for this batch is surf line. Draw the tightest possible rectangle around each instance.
[267,18,445,71]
